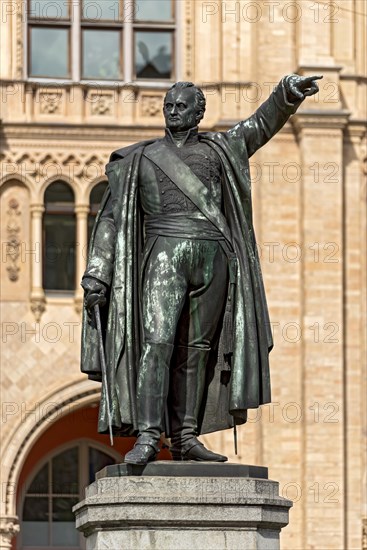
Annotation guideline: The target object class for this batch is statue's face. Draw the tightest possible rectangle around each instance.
[163,88,203,132]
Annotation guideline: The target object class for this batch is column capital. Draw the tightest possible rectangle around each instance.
[291,110,351,135]
[345,120,367,141]
[0,516,19,550]
[30,203,45,216]
[74,204,90,216]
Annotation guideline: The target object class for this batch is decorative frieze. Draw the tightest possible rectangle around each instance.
[1,150,108,190]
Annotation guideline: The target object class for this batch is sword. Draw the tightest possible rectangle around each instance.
[88,293,114,446]
[233,417,237,455]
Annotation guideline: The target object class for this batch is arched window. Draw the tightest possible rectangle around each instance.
[88,181,108,243]
[20,442,116,549]
[43,181,75,291]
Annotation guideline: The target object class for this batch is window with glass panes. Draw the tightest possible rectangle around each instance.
[43,181,76,291]
[20,443,117,549]
[27,0,176,81]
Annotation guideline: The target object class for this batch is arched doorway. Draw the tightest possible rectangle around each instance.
[14,405,130,550]
[9,394,171,549]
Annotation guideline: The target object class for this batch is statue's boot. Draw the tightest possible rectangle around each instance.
[124,440,160,465]
[124,342,174,465]
[169,346,228,462]
[171,438,227,462]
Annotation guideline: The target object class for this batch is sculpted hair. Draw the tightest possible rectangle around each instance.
[164,82,206,116]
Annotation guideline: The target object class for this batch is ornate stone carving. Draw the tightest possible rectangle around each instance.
[40,92,62,114]
[184,0,193,79]
[15,2,23,79]
[0,150,109,187]
[5,199,21,282]
[363,517,367,550]
[141,95,162,117]
[0,516,20,549]
[30,296,46,323]
[90,94,113,116]
[361,130,367,179]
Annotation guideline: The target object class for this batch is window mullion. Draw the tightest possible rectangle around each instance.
[72,0,80,81]
[48,460,52,546]
[79,440,88,498]
[124,4,132,83]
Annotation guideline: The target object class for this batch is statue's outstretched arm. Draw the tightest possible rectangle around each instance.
[228,75,322,158]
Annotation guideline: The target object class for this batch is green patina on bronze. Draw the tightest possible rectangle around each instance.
[80,76,322,456]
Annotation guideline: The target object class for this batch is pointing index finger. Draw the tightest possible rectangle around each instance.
[307,75,323,81]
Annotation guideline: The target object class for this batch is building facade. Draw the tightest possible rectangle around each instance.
[1,1,366,548]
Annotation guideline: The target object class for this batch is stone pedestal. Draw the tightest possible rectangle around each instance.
[74,462,292,550]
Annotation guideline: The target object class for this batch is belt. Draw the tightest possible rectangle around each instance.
[144,212,224,241]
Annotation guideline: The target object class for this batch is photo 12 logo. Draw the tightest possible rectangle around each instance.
[202,2,339,24]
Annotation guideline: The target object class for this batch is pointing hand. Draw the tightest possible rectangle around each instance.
[285,74,323,101]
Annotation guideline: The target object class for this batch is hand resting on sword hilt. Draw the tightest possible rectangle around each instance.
[81,276,107,311]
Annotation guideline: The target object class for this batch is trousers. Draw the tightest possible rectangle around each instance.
[136,236,228,447]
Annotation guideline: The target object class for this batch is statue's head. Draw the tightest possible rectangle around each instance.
[163,82,206,132]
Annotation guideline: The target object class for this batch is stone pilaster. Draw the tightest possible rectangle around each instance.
[291,109,349,549]
[343,122,367,550]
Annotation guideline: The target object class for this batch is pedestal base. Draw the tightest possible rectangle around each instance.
[74,462,292,550]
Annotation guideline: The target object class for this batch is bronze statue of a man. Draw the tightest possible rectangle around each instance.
[81,74,321,464]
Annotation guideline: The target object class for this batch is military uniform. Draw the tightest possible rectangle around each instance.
[136,127,229,449]
[81,79,303,448]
